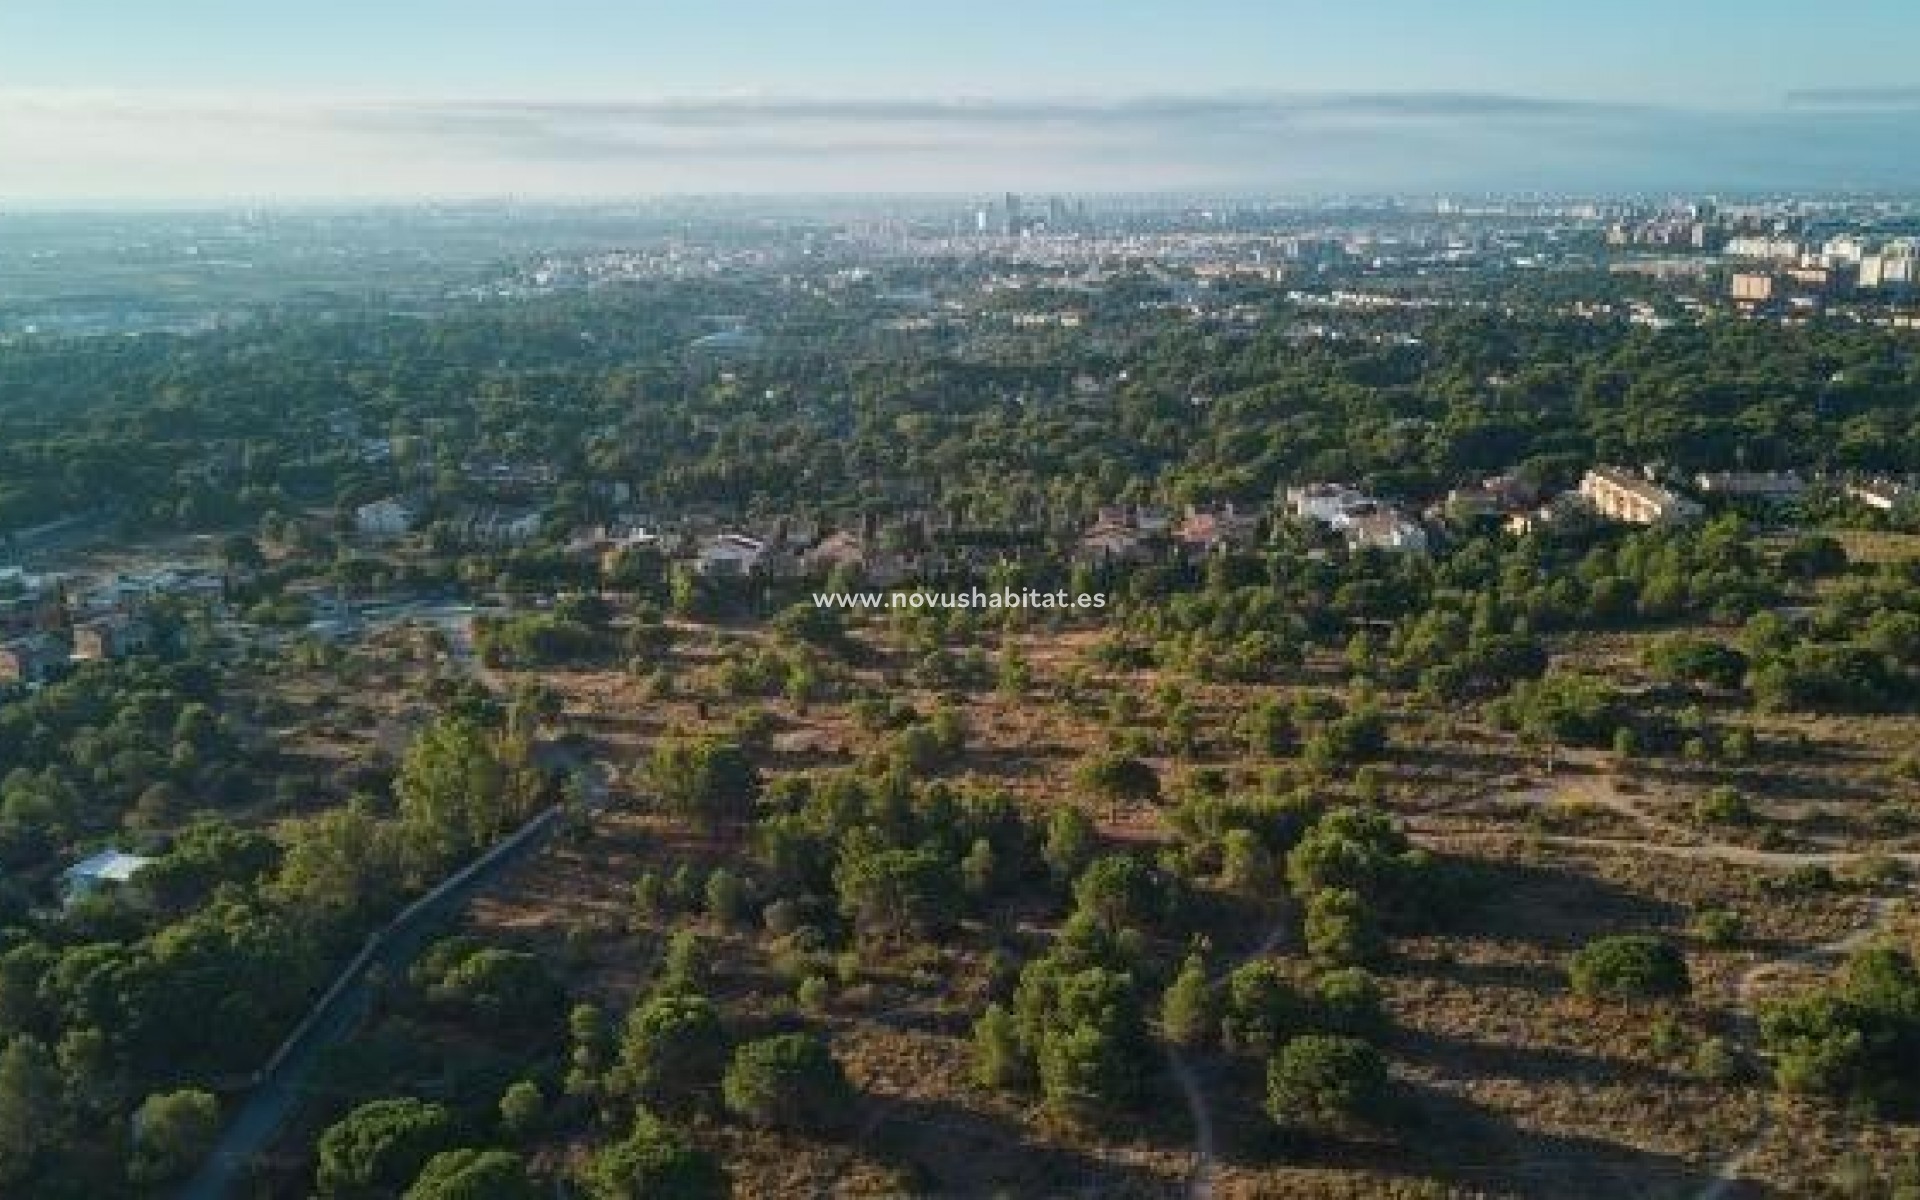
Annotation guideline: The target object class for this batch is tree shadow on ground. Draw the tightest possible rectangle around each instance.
[1203,1076,1746,1200]
[857,1090,1184,1197]
[1428,855,1690,955]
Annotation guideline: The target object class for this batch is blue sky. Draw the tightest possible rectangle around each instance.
[2,1,1918,199]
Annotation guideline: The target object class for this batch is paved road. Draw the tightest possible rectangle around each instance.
[176,792,579,1200]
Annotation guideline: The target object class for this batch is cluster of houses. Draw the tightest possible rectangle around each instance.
[355,497,545,548]
[1286,485,1432,553]
[1075,503,1264,565]
[549,502,1279,587]
[0,566,160,686]
[347,460,1920,597]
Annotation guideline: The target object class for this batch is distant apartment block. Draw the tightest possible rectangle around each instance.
[1694,471,1805,502]
[1578,467,1703,526]
[1724,235,1802,262]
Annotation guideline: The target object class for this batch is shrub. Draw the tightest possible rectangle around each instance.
[1304,887,1386,967]
[315,1098,461,1199]
[1690,908,1743,948]
[721,1033,853,1131]
[1568,935,1690,1002]
[1264,1035,1390,1132]
[1693,786,1752,826]
[582,1113,725,1200]
[1160,953,1216,1048]
[404,1149,539,1200]
[615,993,726,1113]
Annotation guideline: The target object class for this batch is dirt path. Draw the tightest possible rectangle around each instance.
[1165,918,1290,1199]
[1424,773,1920,871]
[1456,773,1912,1200]
[1695,895,1902,1200]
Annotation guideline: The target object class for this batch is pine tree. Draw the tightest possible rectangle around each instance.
[1161,953,1216,1048]
[971,1002,1028,1089]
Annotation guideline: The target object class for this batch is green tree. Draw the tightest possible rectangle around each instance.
[704,868,748,926]
[0,1035,59,1183]
[405,1149,540,1200]
[1304,887,1386,967]
[1075,752,1161,809]
[498,1079,545,1140]
[1568,935,1691,1002]
[1219,829,1275,896]
[615,993,727,1114]
[1265,1035,1391,1132]
[834,845,961,942]
[647,738,758,831]
[1221,961,1305,1054]
[1042,806,1097,882]
[1023,965,1152,1118]
[972,1002,1029,1089]
[1072,854,1158,932]
[1314,968,1388,1037]
[583,1113,727,1200]
[396,716,535,866]
[315,1098,461,1200]
[1285,806,1419,904]
[566,1003,613,1103]
[1161,953,1217,1048]
[130,1088,220,1185]
[721,1033,854,1132]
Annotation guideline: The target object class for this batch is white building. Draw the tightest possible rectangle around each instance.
[1285,483,1429,554]
[61,850,156,905]
[355,498,419,539]
[1344,511,1430,554]
[1286,483,1374,526]
[1848,479,1912,512]
[695,534,768,577]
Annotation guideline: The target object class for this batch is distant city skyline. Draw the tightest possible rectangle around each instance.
[3,1,1919,201]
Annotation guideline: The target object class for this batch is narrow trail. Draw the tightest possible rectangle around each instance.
[1695,895,1902,1200]
[1457,772,1913,1200]
[1165,918,1290,1200]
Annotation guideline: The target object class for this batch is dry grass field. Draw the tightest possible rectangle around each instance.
[265,598,1907,1200]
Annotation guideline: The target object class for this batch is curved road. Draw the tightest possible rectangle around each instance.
[178,758,608,1200]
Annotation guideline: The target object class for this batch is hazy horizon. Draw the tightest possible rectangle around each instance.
[4,1,1920,201]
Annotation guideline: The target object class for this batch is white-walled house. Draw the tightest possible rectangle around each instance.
[695,534,769,577]
[355,498,420,539]
[61,850,156,906]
